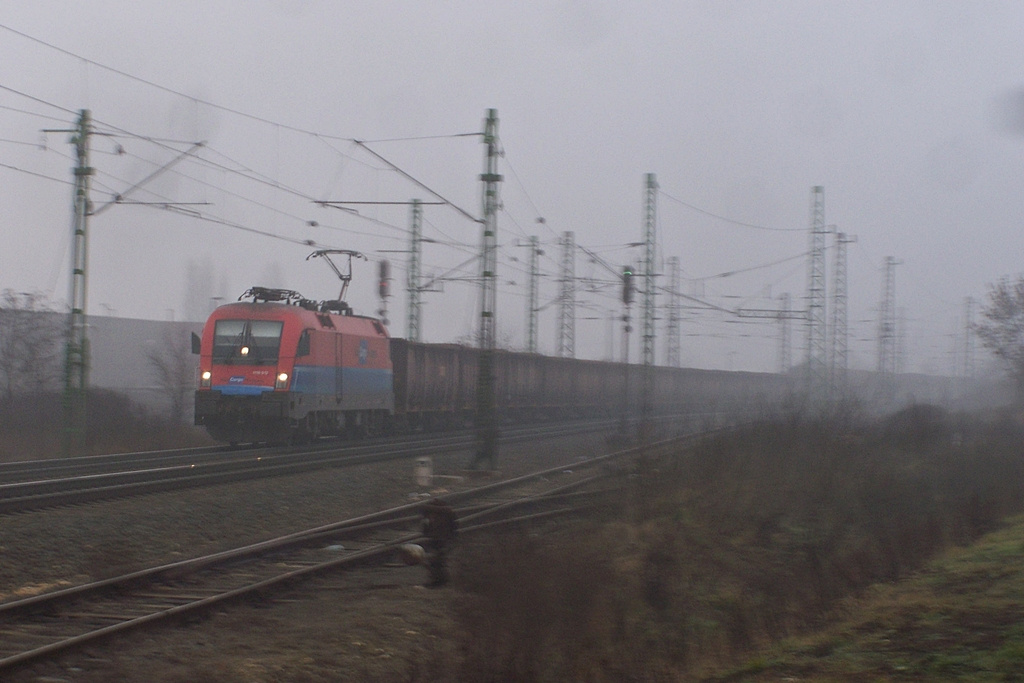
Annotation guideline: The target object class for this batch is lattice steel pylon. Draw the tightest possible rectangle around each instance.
[472,109,501,470]
[805,186,828,403]
[877,256,901,378]
[406,199,423,342]
[665,255,680,367]
[640,173,658,439]
[829,231,856,400]
[556,231,575,358]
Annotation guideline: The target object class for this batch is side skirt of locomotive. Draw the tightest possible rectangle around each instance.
[195,389,392,444]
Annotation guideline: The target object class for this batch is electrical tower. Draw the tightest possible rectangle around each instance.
[805,186,828,403]
[557,231,575,358]
[62,109,94,455]
[665,255,680,367]
[829,231,856,399]
[472,109,501,470]
[406,199,423,342]
[640,173,658,439]
[777,292,792,374]
[877,256,901,379]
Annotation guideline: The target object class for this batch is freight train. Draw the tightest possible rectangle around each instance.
[193,253,787,444]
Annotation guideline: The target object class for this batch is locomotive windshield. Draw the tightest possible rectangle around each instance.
[212,319,284,366]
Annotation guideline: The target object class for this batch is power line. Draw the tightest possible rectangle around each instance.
[660,188,803,232]
[0,160,72,185]
[350,133,481,144]
[692,250,810,281]
[349,140,480,225]
[0,22,353,140]
[1,25,491,232]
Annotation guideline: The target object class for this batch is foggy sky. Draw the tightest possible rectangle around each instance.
[2,1,1023,375]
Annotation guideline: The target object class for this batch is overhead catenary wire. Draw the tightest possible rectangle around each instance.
[3,47,558,282]
[659,188,804,233]
[3,23,873,366]
[349,140,480,225]
[0,160,72,186]
[0,22,361,142]
[1,26,488,236]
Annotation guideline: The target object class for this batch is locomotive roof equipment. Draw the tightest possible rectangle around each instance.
[306,249,366,302]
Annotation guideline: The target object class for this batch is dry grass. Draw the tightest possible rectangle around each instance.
[449,405,1024,681]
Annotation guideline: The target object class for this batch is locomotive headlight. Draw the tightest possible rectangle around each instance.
[275,372,289,389]
[200,371,212,388]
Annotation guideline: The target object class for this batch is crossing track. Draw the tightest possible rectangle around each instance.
[0,419,638,515]
[0,435,684,675]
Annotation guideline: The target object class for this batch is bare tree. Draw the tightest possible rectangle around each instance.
[0,290,63,400]
[975,275,1024,404]
[145,327,196,424]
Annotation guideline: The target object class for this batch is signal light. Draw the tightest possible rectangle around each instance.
[622,266,634,305]
[378,259,391,299]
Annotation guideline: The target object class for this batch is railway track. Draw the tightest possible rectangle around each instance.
[0,440,645,675]
[0,419,626,515]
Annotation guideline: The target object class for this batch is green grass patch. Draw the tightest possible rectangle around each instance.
[707,515,1024,681]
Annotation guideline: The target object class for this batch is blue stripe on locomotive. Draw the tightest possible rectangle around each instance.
[291,365,393,397]
[213,384,274,396]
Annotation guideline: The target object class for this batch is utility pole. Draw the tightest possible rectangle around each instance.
[472,109,501,470]
[639,173,658,441]
[805,186,828,404]
[665,255,680,367]
[525,233,541,353]
[406,199,423,342]
[61,109,93,455]
[556,231,575,358]
[830,231,856,400]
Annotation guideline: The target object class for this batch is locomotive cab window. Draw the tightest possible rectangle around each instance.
[212,319,284,366]
[296,329,311,357]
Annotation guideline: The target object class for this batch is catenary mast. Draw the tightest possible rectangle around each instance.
[472,109,501,469]
[640,173,657,439]
[406,199,423,342]
[805,186,828,403]
[557,231,575,358]
[62,109,93,455]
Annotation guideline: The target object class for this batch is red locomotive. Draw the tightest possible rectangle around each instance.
[194,251,393,444]
[194,251,787,444]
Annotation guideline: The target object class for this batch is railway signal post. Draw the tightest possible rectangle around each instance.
[619,265,634,438]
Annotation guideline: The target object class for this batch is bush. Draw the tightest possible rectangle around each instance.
[0,389,213,460]
[451,408,1024,679]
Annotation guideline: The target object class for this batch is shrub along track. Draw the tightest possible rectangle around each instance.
[0,440,653,676]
